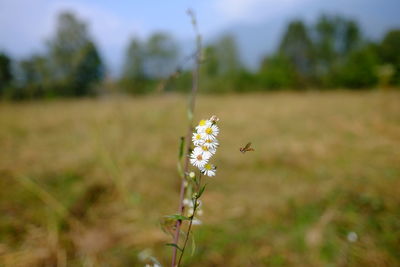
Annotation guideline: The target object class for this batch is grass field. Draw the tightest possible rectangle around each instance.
[0,91,400,266]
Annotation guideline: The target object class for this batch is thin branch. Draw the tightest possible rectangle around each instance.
[177,204,196,266]
[177,173,202,266]
[171,9,202,267]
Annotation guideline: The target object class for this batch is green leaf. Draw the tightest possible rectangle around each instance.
[187,109,193,121]
[166,214,191,221]
[191,232,196,256]
[178,136,185,160]
[165,243,182,251]
[197,184,207,198]
[177,162,184,178]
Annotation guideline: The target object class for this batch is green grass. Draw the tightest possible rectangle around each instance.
[0,91,399,266]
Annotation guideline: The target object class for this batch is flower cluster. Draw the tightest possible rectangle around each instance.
[183,198,203,225]
[189,116,219,177]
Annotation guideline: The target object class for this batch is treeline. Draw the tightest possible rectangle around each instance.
[0,13,104,99]
[0,12,399,99]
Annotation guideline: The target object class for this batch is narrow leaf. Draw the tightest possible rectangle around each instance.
[178,136,185,160]
[166,214,191,221]
[197,184,207,198]
[191,232,196,256]
[187,109,193,121]
[177,162,184,178]
[165,243,182,251]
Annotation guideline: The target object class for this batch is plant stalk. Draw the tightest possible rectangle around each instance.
[171,9,201,267]
[177,173,202,266]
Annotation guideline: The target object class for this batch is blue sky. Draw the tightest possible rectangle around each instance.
[1,0,400,75]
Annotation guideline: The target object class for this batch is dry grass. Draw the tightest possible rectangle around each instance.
[0,91,399,266]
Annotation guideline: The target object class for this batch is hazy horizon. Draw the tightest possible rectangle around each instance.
[1,0,400,76]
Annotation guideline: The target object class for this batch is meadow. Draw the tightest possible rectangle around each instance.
[0,91,399,266]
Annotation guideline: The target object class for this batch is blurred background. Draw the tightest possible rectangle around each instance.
[0,0,399,266]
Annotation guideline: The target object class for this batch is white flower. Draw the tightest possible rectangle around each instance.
[195,119,212,132]
[192,218,202,225]
[194,145,216,159]
[191,116,219,175]
[192,132,205,146]
[189,171,196,179]
[201,124,219,140]
[187,208,195,217]
[183,198,191,206]
[200,163,216,177]
[190,149,210,168]
[184,199,202,217]
[202,138,219,150]
[347,232,358,243]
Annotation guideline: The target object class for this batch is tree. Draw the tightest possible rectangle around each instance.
[259,53,296,89]
[200,35,243,93]
[121,37,147,94]
[145,32,178,79]
[48,11,104,96]
[202,45,219,78]
[10,55,51,99]
[214,34,241,75]
[123,37,146,80]
[0,52,13,95]
[313,15,362,86]
[379,30,400,85]
[336,45,379,88]
[279,20,314,86]
[72,41,104,96]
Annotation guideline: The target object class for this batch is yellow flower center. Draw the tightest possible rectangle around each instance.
[198,120,206,126]
[204,164,212,170]
[205,127,213,134]
[206,139,212,143]
[195,134,201,140]
[202,146,208,151]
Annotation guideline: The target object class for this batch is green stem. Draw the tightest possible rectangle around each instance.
[177,173,202,266]
[171,9,201,267]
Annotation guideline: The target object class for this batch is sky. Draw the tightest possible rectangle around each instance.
[1,0,400,75]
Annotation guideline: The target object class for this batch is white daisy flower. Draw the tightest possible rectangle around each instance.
[194,145,216,159]
[195,119,212,132]
[202,138,219,150]
[184,199,203,217]
[192,218,202,225]
[347,232,358,243]
[190,149,209,168]
[187,207,195,217]
[202,124,219,140]
[200,163,217,177]
[183,198,191,207]
[192,132,205,146]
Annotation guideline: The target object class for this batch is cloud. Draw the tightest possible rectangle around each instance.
[214,0,314,22]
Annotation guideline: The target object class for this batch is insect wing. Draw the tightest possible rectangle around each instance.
[244,142,251,150]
